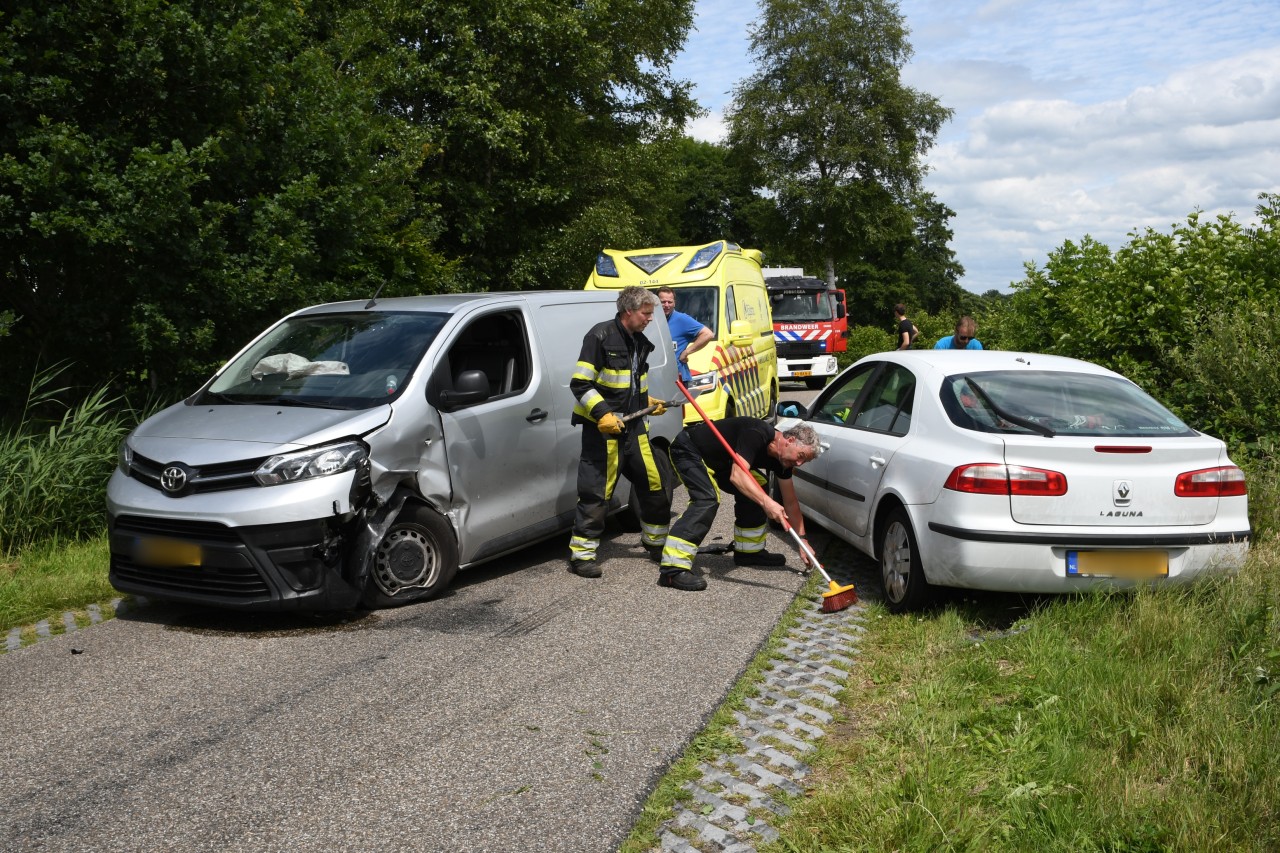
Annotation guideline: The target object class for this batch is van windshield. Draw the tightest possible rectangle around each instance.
[658,286,719,336]
[201,311,448,409]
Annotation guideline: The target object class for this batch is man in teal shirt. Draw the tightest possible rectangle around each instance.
[935,316,983,350]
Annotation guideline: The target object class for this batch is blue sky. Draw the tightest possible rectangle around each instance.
[669,0,1280,294]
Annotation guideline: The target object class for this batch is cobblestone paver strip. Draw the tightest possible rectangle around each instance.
[1,598,125,654]
[658,589,867,852]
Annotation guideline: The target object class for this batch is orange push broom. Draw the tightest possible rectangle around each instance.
[674,379,857,613]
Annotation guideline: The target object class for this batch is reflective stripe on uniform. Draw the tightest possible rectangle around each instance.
[596,367,630,389]
[604,438,620,499]
[641,519,669,550]
[660,535,699,571]
[733,523,768,553]
[636,434,663,492]
[570,535,598,561]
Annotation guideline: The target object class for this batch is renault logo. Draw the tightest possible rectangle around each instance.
[160,464,190,495]
[1113,480,1132,506]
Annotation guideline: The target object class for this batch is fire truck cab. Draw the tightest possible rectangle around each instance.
[763,270,848,389]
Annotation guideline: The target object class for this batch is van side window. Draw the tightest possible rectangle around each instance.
[446,310,532,401]
[724,285,737,327]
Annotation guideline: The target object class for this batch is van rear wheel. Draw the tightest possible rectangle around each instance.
[363,504,459,608]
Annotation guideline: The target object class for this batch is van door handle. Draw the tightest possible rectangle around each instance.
[526,408,549,423]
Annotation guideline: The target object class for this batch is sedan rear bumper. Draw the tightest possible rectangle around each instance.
[920,522,1250,593]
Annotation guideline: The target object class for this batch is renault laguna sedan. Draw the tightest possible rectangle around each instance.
[778,350,1250,612]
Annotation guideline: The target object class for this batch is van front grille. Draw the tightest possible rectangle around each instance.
[125,452,265,495]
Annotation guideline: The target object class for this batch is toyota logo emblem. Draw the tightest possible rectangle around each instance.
[160,465,189,494]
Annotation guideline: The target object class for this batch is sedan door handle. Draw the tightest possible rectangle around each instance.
[526,408,549,423]
[869,453,887,469]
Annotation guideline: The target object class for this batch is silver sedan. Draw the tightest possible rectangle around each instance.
[779,350,1251,612]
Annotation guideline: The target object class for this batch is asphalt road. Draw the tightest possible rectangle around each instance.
[1,386,827,853]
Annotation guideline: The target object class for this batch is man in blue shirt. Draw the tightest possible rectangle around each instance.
[934,316,983,350]
[657,286,714,381]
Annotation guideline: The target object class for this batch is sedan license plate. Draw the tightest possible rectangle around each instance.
[134,537,202,567]
[1066,550,1167,579]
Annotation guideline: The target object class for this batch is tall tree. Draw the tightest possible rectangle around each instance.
[0,0,699,405]
[356,0,697,290]
[0,0,444,402]
[726,0,951,289]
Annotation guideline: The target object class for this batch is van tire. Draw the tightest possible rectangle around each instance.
[363,504,459,608]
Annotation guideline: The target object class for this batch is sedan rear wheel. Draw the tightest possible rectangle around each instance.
[880,508,931,613]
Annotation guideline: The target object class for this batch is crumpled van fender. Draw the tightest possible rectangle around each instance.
[346,478,454,597]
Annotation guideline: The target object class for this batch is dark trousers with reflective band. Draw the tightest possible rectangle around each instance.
[570,426,669,563]
[660,431,769,575]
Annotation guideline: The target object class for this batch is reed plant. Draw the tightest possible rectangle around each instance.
[0,365,135,556]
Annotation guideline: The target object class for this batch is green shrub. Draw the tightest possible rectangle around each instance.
[840,324,895,367]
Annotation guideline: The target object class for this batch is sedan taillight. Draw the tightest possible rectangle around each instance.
[944,463,1068,496]
[1175,466,1247,497]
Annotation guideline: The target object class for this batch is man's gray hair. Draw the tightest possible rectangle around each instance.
[783,423,822,458]
[617,285,657,314]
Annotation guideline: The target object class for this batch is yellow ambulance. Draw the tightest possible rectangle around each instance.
[584,240,779,423]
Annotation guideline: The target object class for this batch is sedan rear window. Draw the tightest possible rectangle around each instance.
[941,370,1196,438]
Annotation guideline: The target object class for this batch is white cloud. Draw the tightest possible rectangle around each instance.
[671,1,1280,292]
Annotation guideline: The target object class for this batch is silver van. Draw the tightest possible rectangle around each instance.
[107,290,681,611]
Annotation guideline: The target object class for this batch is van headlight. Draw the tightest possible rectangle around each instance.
[254,441,368,486]
[117,440,134,473]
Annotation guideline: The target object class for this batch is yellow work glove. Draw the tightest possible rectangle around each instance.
[648,396,667,417]
[597,411,624,435]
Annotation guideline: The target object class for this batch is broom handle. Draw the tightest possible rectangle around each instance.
[674,379,824,572]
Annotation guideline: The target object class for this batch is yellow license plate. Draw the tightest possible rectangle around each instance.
[135,537,202,567]
[793,370,812,377]
[1067,550,1168,578]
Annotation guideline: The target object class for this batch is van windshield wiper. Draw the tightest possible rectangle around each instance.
[198,390,244,406]
[965,378,1056,437]
[268,396,353,410]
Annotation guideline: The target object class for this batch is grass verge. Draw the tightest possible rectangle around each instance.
[1,535,116,635]
[767,540,1280,852]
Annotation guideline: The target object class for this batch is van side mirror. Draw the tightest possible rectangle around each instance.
[729,320,754,347]
[437,369,491,411]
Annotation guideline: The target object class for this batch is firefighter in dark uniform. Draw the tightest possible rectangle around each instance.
[658,419,820,591]
[568,286,672,578]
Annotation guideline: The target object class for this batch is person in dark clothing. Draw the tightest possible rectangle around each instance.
[568,286,672,578]
[894,303,918,350]
[656,418,821,591]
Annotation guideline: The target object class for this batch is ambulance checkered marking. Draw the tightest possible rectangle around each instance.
[709,344,766,419]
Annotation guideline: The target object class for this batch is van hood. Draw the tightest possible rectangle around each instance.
[127,402,392,465]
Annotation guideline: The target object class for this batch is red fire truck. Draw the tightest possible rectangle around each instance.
[764,271,848,389]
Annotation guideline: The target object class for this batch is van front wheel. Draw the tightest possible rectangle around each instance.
[363,505,459,608]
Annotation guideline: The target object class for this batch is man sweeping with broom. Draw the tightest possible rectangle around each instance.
[655,417,821,591]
